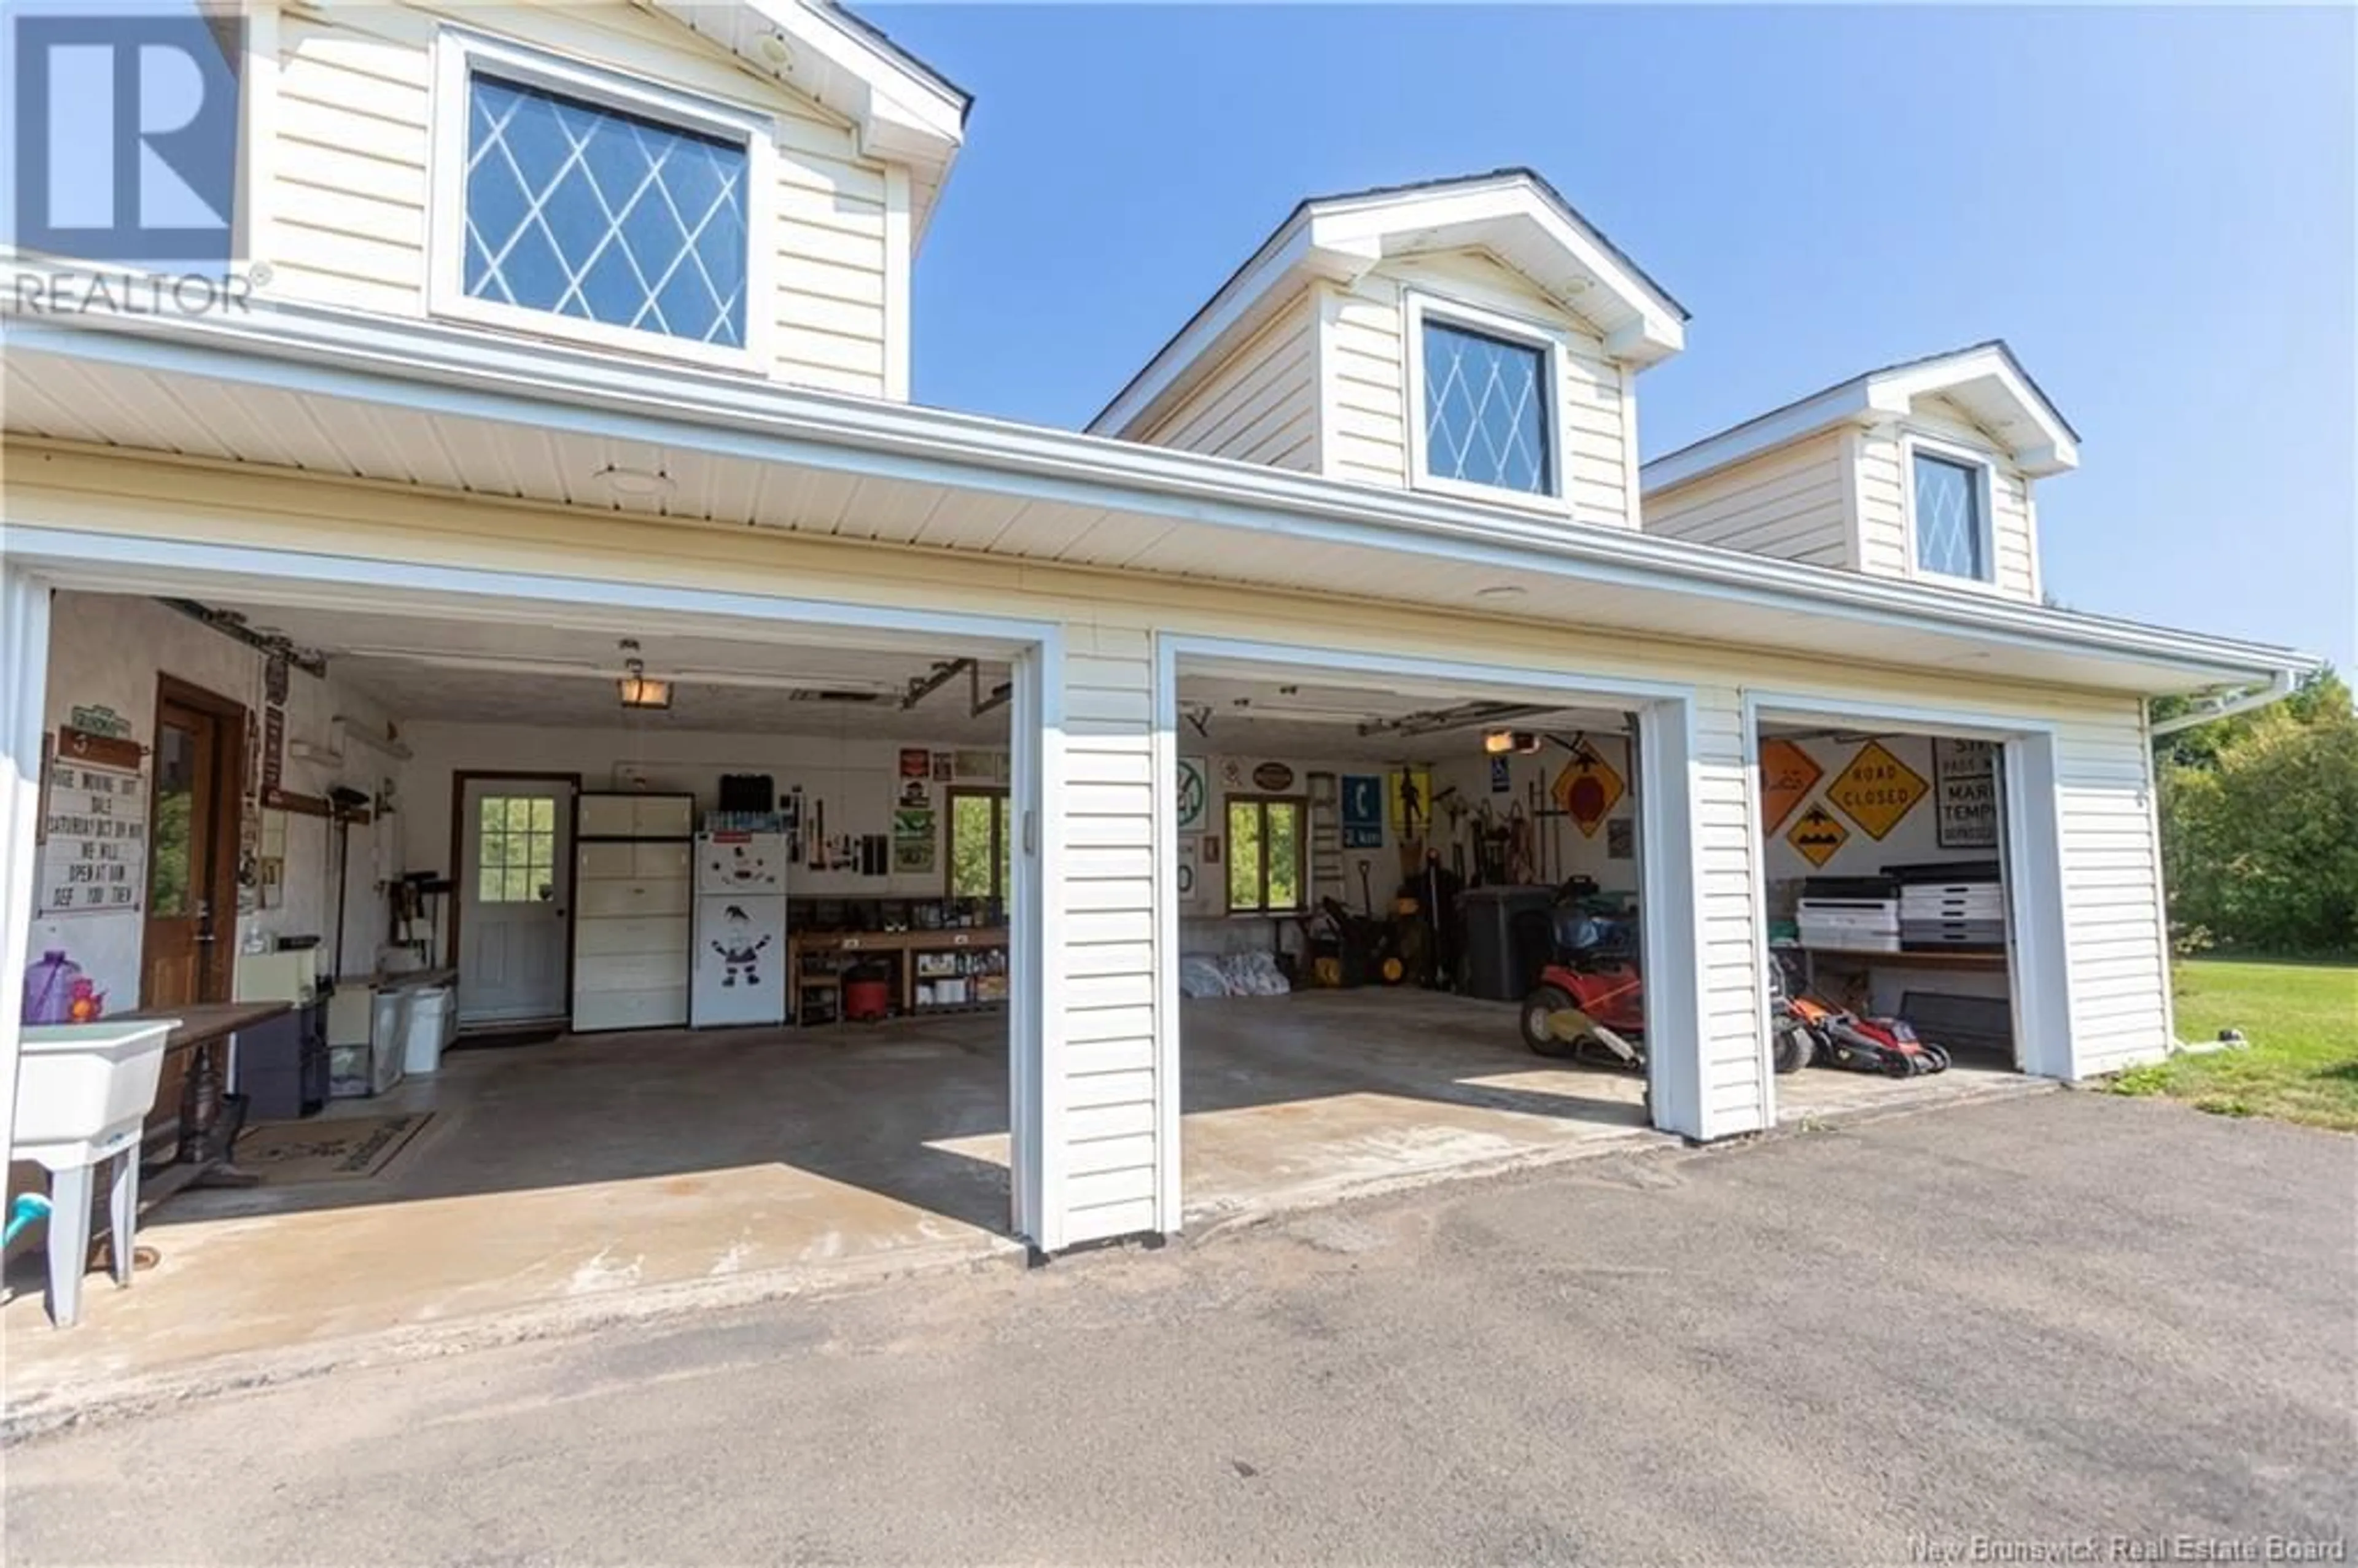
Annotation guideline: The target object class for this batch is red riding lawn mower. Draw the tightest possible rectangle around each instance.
[1517,902,1648,1071]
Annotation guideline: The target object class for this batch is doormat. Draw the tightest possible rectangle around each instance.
[233,1112,432,1185]
[445,1025,564,1054]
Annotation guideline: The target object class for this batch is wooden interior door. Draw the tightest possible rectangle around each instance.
[142,683,243,1008]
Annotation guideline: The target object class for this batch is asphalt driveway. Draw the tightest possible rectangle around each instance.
[8,1090,2352,1565]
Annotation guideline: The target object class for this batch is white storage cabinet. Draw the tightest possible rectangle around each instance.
[571,793,695,1031]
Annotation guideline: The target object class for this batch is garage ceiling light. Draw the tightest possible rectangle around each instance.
[1484,729,1539,755]
[616,640,672,710]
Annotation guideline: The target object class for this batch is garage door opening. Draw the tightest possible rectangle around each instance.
[1755,716,2026,1119]
[9,583,1036,1375]
[1169,655,1665,1224]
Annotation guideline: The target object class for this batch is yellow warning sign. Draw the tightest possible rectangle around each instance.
[1824,740,1929,841]
[1389,768,1434,837]
[1551,740,1625,838]
[1786,804,1850,867]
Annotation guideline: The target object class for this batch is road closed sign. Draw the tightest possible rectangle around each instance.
[1824,741,1929,840]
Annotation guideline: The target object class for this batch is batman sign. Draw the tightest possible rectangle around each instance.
[1786,804,1851,867]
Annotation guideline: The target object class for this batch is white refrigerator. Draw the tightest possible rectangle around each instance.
[691,831,788,1028]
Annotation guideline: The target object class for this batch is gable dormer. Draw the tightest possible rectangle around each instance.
[1641,343,2079,601]
[252,1,963,398]
[1090,170,1687,530]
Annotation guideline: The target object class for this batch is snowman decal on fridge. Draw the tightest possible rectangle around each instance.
[691,831,787,1027]
[709,906,772,988]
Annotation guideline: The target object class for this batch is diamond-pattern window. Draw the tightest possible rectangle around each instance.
[464,74,749,349]
[1422,319,1552,495]
[1913,452,1987,580]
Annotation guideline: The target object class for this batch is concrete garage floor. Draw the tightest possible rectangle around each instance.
[1,990,2033,1419]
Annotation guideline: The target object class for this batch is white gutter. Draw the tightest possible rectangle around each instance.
[0,298,2320,693]
[2149,668,2300,735]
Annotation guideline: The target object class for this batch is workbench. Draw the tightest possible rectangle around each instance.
[115,1000,312,1171]
[1780,944,2010,1017]
[788,928,1010,1021]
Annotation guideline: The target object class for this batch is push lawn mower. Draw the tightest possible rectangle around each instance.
[1767,957,1818,1075]
[1770,955,1950,1077]
[1796,1000,1951,1076]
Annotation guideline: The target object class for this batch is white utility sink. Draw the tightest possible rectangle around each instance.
[14,1020,177,1169]
[15,1019,177,1329]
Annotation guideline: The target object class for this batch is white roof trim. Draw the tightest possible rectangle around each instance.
[650,1,967,234]
[1644,342,2080,495]
[1091,170,1687,439]
[2,297,2311,696]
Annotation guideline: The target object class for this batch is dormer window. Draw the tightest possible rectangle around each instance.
[1404,293,1562,506]
[430,28,772,368]
[1909,444,1994,583]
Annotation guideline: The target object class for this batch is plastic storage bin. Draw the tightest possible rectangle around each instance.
[403,986,456,1076]
[371,988,412,1093]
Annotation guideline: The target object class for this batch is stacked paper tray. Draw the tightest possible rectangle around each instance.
[1798,896,1901,952]
[1898,879,2005,949]
[1900,883,2005,917]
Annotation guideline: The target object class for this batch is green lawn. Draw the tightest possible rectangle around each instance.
[2111,958,2358,1131]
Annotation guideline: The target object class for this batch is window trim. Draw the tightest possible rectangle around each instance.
[1403,290,1569,514]
[427,25,775,373]
[1901,433,2000,589]
[1224,793,1308,916]
[946,786,1011,906]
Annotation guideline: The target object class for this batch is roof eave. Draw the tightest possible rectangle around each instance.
[654,0,967,234]
[2,297,2314,701]
[1646,343,2082,495]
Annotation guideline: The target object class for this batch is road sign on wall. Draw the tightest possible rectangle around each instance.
[1758,737,1823,835]
[1551,740,1624,837]
[1824,741,1929,841]
[1786,804,1850,867]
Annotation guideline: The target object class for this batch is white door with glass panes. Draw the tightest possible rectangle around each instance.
[459,778,574,1025]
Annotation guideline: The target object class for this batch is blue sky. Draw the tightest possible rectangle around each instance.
[874,5,2356,669]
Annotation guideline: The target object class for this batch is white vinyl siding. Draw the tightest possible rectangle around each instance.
[1856,397,2040,600]
[1053,626,1164,1246]
[1641,432,1852,568]
[1690,689,1770,1135]
[267,1,894,397]
[2051,705,2173,1074]
[1131,296,1318,472]
[1316,253,1638,528]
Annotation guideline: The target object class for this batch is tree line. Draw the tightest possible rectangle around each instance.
[2152,667,2356,958]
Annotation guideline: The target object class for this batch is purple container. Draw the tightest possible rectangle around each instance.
[21,950,83,1026]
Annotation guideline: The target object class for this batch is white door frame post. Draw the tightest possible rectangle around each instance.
[1,562,56,1186]
[0,526,1067,1247]
[1006,636,1071,1250]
